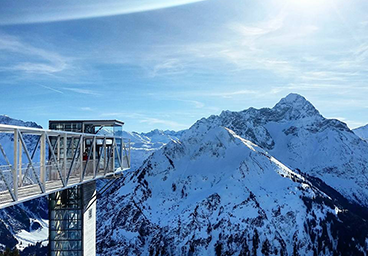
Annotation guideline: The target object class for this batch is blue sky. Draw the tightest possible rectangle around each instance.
[0,0,367,132]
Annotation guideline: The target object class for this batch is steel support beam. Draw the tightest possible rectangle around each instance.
[93,137,96,178]
[18,138,22,187]
[66,135,82,183]
[80,135,84,182]
[13,129,19,200]
[40,132,46,189]
[63,134,67,184]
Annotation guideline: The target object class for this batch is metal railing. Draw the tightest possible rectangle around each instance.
[0,124,130,208]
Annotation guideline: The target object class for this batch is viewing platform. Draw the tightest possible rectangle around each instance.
[0,120,131,209]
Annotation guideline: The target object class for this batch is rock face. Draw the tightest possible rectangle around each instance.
[188,94,368,207]
[354,124,368,141]
[97,123,368,255]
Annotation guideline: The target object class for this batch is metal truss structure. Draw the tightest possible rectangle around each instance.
[0,124,130,209]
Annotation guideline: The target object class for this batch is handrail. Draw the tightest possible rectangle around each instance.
[0,123,127,139]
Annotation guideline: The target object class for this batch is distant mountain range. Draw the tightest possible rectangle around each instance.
[119,129,183,170]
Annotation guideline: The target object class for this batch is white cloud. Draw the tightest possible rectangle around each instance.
[0,34,70,75]
[209,90,259,99]
[37,84,64,94]
[149,59,186,77]
[229,16,284,37]
[63,87,99,96]
[0,0,206,25]
[139,117,188,130]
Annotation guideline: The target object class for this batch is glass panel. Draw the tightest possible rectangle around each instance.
[49,187,83,255]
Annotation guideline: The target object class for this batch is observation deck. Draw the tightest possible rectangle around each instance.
[0,121,130,209]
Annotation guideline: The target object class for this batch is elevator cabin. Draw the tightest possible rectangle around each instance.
[48,120,124,256]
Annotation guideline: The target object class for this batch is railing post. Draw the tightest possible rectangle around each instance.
[63,134,67,186]
[93,136,96,178]
[80,135,84,182]
[57,135,60,162]
[112,138,115,172]
[18,136,22,187]
[56,135,60,181]
[121,138,123,169]
[103,138,107,172]
[71,137,74,157]
[40,132,46,190]
[128,139,131,168]
[13,129,19,201]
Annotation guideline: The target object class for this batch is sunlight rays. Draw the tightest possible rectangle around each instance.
[0,0,206,25]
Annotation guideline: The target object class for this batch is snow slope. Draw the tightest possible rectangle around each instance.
[97,125,368,255]
[0,198,48,252]
[353,124,368,141]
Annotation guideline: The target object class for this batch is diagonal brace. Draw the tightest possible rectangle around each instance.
[18,130,45,193]
[66,135,82,184]
[45,133,66,187]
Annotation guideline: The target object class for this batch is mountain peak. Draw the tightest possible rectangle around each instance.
[276,93,310,106]
[273,93,321,120]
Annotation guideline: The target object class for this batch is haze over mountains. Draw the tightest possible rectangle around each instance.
[0,94,368,255]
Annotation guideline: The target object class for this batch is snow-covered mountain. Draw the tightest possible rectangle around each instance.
[188,94,368,207]
[96,93,368,255]
[0,198,48,254]
[98,128,183,170]
[354,124,368,141]
[96,125,368,255]
[140,129,183,144]
[120,129,183,170]
[0,115,41,129]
